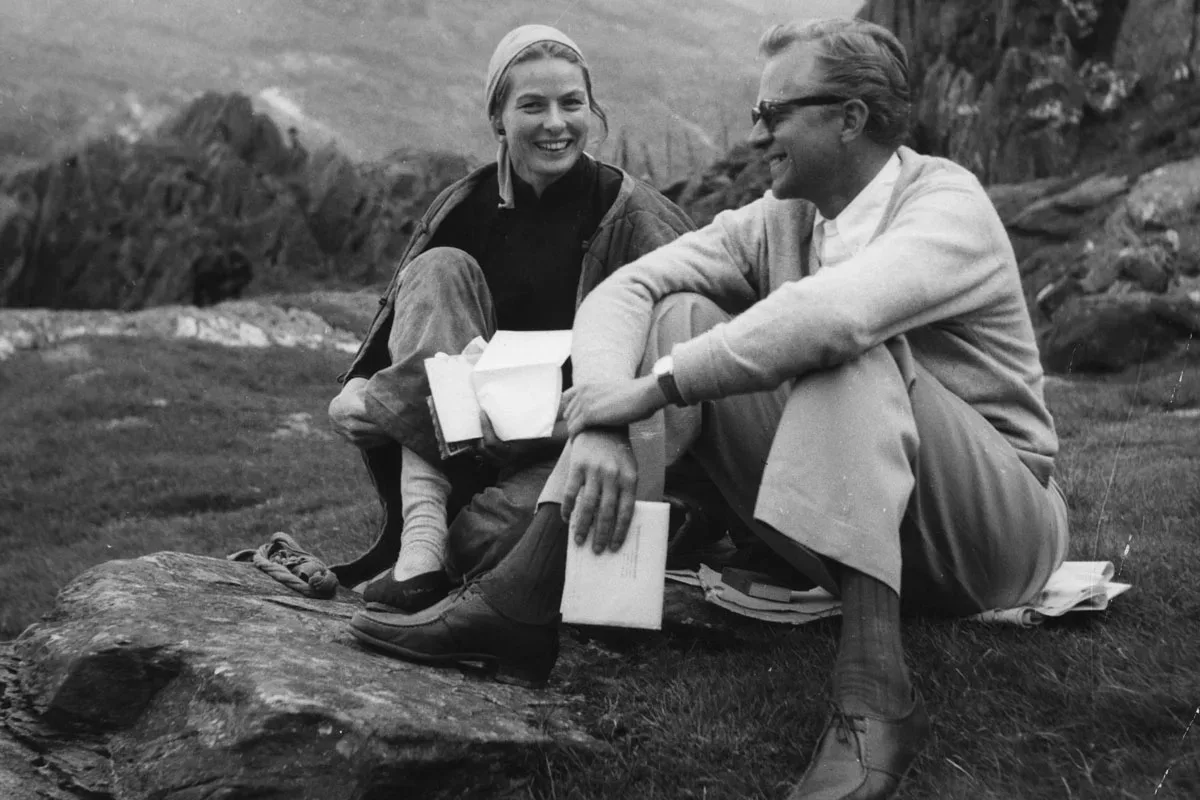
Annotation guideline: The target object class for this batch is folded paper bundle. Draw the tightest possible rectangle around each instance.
[968,560,1132,626]
[425,330,572,458]
[664,561,1131,627]
[663,565,840,625]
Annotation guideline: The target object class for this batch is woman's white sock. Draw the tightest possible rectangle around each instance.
[393,446,451,581]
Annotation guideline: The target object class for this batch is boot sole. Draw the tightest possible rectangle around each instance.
[348,626,550,689]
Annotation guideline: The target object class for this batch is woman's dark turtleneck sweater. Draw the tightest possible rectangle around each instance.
[425,154,621,332]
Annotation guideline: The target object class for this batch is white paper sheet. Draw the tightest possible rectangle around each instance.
[560,501,669,629]
[424,354,482,443]
[662,561,1133,628]
[472,330,572,440]
[969,561,1132,626]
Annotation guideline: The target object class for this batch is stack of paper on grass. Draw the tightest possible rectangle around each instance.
[663,561,1131,627]
[969,560,1132,626]
[664,565,841,625]
[424,330,571,458]
[561,501,670,629]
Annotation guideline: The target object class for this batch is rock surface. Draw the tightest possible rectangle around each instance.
[1022,156,1200,371]
[2,552,595,799]
[0,296,372,361]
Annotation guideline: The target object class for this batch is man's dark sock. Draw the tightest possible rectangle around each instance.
[478,503,567,626]
[833,566,914,718]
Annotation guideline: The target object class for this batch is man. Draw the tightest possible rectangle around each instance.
[350,18,1069,800]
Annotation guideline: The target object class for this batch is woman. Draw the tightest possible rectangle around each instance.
[327,24,695,612]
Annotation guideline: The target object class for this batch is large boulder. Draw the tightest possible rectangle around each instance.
[1032,154,1200,369]
[1039,288,1200,372]
[2,552,594,799]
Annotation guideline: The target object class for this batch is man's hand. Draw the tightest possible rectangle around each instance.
[328,377,391,449]
[563,376,666,438]
[561,428,639,553]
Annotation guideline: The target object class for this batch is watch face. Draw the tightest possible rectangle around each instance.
[653,355,673,376]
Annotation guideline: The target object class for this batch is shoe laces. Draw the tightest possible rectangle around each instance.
[451,566,489,602]
[829,705,867,745]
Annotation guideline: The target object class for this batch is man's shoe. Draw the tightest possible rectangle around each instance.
[665,490,739,571]
[786,692,930,800]
[362,569,452,613]
[349,582,558,688]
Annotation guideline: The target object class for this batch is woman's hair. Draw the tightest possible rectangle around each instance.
[759,18,911,148]
[487,41,609,142]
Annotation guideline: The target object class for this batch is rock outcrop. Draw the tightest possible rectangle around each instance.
[2,552,594,799]
[1026,159,1200,371]
[0,295,376,362]
[0,93,471,313]
[857,0,1196,185]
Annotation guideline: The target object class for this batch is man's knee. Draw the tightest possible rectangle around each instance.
[641,294,729,375]
[651,293,729,335]
[400,247,484,293]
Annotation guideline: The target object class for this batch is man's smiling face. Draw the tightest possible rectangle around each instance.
[752,44,845,202]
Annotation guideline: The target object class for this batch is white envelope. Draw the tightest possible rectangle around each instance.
[560,500,670,630]
[471,330,572,441]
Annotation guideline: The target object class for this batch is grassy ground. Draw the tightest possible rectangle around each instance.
[2,334,1197,799]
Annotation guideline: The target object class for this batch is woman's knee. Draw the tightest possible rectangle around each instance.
[400,247,484,290]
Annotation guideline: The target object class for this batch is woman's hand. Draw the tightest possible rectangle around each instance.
[562,376,667,437]
[476,411,568,467]
[561,427,639,553]
[328,377,391,449]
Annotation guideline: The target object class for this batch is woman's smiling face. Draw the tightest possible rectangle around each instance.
[497,57,591,195]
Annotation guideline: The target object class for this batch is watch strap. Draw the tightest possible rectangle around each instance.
[656,369,685,407]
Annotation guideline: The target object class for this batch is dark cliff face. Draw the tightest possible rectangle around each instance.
[858,0,1197,184]
[864,0,1200,183]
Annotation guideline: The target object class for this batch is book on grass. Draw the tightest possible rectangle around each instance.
[560,500,670,630]
[424,330,571,460]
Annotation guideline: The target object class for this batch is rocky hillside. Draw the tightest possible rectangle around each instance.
[0,93,472,311]
[858,0,1199,184]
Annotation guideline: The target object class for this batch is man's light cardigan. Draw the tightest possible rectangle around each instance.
[571,146,1059,486]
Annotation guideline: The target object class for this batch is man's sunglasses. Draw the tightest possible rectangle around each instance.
[751,95,848,129]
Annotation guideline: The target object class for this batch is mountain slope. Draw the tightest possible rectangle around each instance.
[0,0,860,178]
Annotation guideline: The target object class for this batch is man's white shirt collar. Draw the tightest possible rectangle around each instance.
[813,152,901,268]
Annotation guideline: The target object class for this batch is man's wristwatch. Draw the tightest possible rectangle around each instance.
[652,355,686,407]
